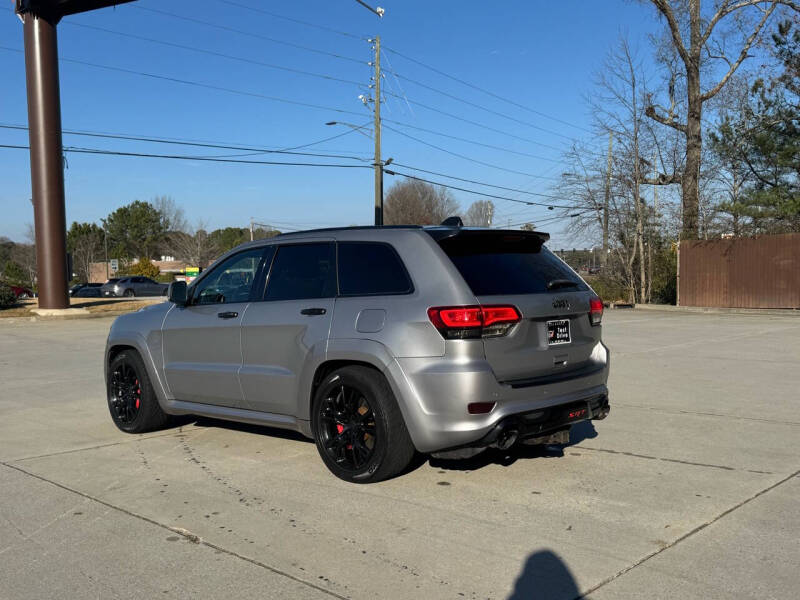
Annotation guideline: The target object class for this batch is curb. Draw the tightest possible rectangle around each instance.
[631,303,800,316]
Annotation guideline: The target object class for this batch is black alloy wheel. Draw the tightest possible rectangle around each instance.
[311,366,415,483]
[106,350,170,433]
[318,384,377,471]
[110,361,141,424]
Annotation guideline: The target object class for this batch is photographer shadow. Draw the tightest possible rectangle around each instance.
[507,550,581,600]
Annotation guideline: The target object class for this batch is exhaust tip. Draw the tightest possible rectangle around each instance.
[495,428,519,450]
[593,406,611,420]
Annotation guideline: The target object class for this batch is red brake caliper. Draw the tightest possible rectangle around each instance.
[335,423,352,449]
[135,379,140,410]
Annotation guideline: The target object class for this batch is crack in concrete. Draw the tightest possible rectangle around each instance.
[575,468,800,599]
[578,446,771,473]
[10,426,207,463]
[0,461,349,600]
[612,402,800,427]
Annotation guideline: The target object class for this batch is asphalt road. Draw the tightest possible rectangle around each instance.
[1,310,798,599]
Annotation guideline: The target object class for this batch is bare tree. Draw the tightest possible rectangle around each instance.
[153,196,188,233]
[463,200,495,227]
[166,222,222,268]
[383,179,460,225]
[644,0,799,238]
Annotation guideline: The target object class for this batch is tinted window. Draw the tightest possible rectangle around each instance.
[193,247,265,305]
[338,242,413,296]
[265,243,336,301]
[439,235,586,296]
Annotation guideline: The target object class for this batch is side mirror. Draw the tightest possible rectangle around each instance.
[168,281,188,305]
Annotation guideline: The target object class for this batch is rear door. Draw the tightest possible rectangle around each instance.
[436,231,600,383]
[239,241,336,415]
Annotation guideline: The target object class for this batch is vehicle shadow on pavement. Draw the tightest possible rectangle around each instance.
[506,550,581,600]
[189,417,314,444]
[428,421,598,472]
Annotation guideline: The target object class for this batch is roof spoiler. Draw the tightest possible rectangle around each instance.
[440,216,464,227]
[425,227,550,245]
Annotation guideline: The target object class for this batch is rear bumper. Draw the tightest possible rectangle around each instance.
[386,341,610,453]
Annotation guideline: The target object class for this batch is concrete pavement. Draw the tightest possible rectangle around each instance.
[0,310,798,599]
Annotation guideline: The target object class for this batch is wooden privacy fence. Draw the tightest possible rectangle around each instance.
[679,233,800,309]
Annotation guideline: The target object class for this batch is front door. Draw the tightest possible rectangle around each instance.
[239,242,336,415]
[161,247,268,407]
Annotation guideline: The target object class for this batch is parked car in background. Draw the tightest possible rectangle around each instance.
[104,223,610,483]
[71,283,103,298]
[101,277,168,298]
[70,283,102,296]
[9,285,34,299]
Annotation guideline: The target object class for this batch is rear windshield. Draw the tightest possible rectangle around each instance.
[438,233,587,296]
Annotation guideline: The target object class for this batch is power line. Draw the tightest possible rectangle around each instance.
[383,120,564,173]
[0,143,372,169]
[0,124,372,162]
[382,44,595,134]
[129,4,366,64]
[63,21,366,87]
[383,61,578,141]
[384,169,582,209]
[382,89,573,150]
[0,46,368,118]
[215,0,366,40]
[390,162,573,201]
[383,123,563,178]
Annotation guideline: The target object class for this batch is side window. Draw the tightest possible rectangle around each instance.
[338,242,413,296]
[265,243,336,301]
[193,247,265,305]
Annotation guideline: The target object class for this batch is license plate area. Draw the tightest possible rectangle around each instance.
[547,319,571,345]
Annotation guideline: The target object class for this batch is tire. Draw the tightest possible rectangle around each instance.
[107,350,170,433]
[123,289,135,297]
[311,366,415,483]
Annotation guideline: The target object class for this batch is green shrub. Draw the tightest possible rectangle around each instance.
[584,275,629,303]
[124,259,160,279]
[156,272,176,284]
[0,283,16,308]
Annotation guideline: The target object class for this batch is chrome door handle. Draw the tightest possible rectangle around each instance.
[300,308,326,316]
[217,311,239,319]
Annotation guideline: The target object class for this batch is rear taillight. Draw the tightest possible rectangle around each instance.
[589,296,604,326]
[427,305,521,339]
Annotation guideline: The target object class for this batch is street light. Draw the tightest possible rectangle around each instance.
[325,121,373,138]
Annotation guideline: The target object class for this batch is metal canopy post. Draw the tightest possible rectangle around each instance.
[15,0,136,309]
[22,9,68,308]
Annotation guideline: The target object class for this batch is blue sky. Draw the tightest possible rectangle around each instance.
[0,0,662,247]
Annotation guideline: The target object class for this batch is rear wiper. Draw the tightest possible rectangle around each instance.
[547,279,579,290]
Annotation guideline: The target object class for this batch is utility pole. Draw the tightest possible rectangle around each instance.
[372,35,383,226]
[250,217,254,241]
[602,131,613,268]
[648,151,657,303]
[15,0,135,309]
[104,224,108,280]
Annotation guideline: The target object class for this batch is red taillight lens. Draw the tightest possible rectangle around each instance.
[429,307,483,328]
[481,305,521,327]
[589,296,604,326]
[428,305,521,339]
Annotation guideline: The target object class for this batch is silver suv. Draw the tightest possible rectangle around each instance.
[101,276,168,297]
[104,225,610,482]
